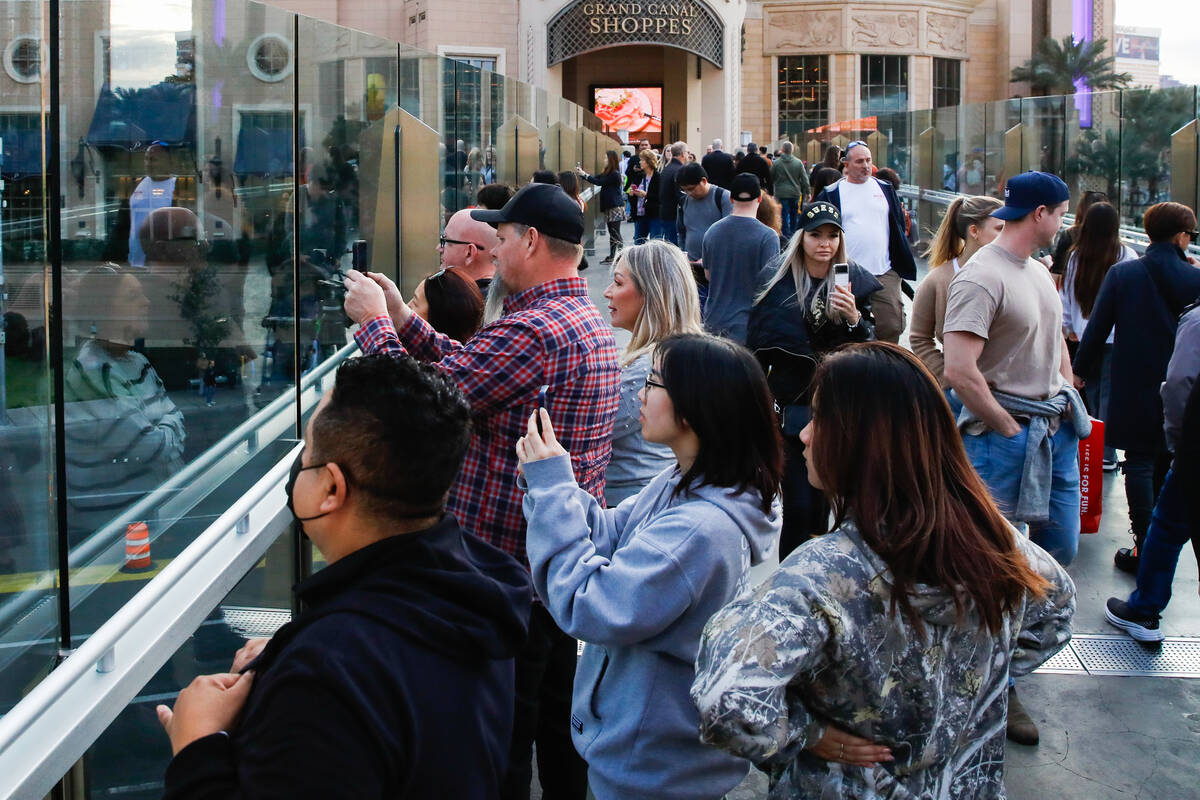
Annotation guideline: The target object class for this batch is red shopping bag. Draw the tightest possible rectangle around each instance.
[1079,418,1104,534]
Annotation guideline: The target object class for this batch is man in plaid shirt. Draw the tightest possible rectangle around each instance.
[344,182,619,800]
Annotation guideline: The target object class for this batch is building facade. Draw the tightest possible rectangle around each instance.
[260,0,1115,152]
[1114,25,1160,89]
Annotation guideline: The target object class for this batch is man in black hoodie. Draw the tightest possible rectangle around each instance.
[157,354,532,799]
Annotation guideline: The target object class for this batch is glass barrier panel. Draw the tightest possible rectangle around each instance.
[58,0,298,646]
[0,0,56,717]
[984,98,1021,198]
[959,100,989,198]
[1119,86,1199,229]
[1063,90,1122,214]
[78,497,296,799]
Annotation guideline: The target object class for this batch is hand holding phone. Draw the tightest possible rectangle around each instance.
[536,385,549,435]
[833,263,850,289]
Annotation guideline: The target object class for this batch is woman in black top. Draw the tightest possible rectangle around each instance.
[748,201,880,557]
[628,149,661,245]
[580,150,627,263]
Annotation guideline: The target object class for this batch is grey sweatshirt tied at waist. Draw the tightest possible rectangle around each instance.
[956,387,1092,522]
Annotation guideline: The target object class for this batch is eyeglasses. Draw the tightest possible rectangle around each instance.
[644,375,666,391]
[439,235,487,249]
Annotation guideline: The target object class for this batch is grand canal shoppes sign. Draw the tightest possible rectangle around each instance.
[547,0,726,68]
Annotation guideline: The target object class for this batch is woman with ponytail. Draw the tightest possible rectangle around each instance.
[910,195,1004,393]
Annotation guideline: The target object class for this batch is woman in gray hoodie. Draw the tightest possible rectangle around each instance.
[516,334,783,800]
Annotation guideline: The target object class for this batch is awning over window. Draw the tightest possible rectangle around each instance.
[86,82,196,150]
[0,128,44,178]
[807,117,878,134]
[233,126,300,178]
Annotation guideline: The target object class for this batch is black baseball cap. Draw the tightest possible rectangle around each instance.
[993,171,1070,221]
[730,173,762,202]
[800,201,843,232]
[471,183,584,244]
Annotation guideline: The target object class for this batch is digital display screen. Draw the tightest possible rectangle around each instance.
[593,87,662,134]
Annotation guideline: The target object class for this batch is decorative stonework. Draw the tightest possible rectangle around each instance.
[765,9,841,51]
[850,11,918,49]
[926,12,967,54]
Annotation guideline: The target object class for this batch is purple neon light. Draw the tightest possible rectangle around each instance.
[214,0,226,48]
[1073,0,1093,127]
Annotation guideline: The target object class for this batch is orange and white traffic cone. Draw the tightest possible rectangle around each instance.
[120,522,153,573]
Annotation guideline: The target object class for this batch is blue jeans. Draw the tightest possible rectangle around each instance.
[633,216,652,244]
[657,219,678,245]
[962,423,1081,566]
[779,197,800,239]
[1129,470,1193,616]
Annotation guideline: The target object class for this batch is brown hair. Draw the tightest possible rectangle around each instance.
[756,193,782,236]
[1143,201,1197,243]
[422,269,484,342]
[603,149,620,176]
[926,195,1003,268]
[808,343,1050,636]
[1068,191,1109,237]
[1069,202,1123,317]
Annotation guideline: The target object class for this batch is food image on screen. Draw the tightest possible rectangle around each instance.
[593,87,662,134]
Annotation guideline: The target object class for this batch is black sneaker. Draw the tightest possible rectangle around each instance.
[1114,531,1142,575]
[1104,597,1164,642]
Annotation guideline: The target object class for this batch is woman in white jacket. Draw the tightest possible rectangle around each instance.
[516,334,783,800]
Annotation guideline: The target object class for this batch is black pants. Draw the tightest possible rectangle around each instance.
[605,219,623,258]
[501,604,588,800]
[779,436,830,559]
[1124,448,1173,538]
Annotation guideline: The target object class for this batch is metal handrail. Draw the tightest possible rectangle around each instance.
[0,442,300,799]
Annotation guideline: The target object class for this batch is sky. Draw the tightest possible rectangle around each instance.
[1114,0,1200,85]
[107,0,192,88]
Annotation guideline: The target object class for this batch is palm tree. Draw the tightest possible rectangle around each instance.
[1011,36,1132,96]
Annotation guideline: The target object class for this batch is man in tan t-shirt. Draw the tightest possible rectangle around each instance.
[944,171,1087,749]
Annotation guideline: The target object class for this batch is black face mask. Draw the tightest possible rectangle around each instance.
[285,450,330,523]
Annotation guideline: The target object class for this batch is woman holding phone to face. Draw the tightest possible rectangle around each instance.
[516,333,782,800]
[748,201,880,558]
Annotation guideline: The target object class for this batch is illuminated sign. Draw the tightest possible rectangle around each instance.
[1115,33,1160,61]
[547,0,724,68]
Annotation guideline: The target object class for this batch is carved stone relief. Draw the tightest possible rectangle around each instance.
[850,12,918,49]
[926,12,967,54]
[766,9,841,51]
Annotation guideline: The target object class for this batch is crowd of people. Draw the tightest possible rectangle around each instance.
[152,133,1200,800]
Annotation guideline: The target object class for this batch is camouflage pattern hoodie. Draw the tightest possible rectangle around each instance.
[691,520,1075,799]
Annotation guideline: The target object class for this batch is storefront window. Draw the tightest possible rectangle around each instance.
[777,55,828,142]
[861,55,909,116]
[934,58,962,108]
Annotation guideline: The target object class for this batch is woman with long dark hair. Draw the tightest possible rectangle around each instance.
[808,166,842,202]
[1060,201,1135,471]
[809,143,842,191]
[748,201,880,557]
[409,268,484,343]
[1050,189,1108,276]
[693,343,1076,800]
[516,333,782,800]
[579,150,627,264]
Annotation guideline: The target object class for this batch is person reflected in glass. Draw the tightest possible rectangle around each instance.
[108,140,186,268]
[409,268,485,343]
[64,267,185,547]
[515,333,782,800]
[748,201,879,558]
[693,343,1076,800]
[601,241,704,506]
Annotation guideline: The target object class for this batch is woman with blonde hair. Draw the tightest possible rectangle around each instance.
[910,195,1004,394]
[747,201,881,557]
[602,239,705,504]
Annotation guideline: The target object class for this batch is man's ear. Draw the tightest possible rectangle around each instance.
[318,463,350,514]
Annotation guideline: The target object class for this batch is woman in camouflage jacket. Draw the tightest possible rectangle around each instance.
[692,343,1076,799]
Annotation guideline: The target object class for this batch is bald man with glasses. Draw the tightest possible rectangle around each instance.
[439,208,500,294]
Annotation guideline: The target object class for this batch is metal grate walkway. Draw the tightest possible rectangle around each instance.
[1037,634,1200,678]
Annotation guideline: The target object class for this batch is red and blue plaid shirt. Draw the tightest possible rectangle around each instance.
[354,277,620,563]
